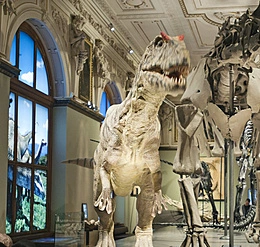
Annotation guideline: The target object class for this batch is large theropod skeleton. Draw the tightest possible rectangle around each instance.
[177,2,260,244]
[92,33,190,247]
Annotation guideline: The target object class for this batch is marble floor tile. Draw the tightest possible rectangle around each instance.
[115,225,256,247]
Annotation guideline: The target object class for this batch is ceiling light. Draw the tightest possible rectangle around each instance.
[129,47,134,54]
[109,23,115,32]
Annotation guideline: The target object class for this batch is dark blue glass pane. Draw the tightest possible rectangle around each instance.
[35,104,48,165]
[10,34,16,66]
[19,32,34,87]
[36,48,49,94]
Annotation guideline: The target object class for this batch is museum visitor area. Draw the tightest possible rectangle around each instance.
[1,1,260,246]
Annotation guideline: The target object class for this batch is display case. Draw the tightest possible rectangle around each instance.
[55,212,85,246]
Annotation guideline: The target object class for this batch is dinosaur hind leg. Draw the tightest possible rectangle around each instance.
[135,172,155,247]
[94,205,116,247]
[93,165,116,247]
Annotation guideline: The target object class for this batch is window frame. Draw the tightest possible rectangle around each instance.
[8,21,53,238]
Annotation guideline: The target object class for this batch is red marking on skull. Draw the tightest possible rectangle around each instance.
[179,35,184,41]
[160,31,170,41]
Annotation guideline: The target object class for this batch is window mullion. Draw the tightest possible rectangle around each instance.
[16,31,20,70]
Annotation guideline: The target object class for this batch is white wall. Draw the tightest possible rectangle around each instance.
[52,105,101,245]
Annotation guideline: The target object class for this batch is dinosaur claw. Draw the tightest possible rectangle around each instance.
[95,188,113,214]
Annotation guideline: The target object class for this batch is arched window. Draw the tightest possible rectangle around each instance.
[100,91,111,116]
[7,21,52,237]
[100,81,122,116]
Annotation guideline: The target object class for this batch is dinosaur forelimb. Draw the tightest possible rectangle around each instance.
[94,188,113,214]
[94,167,113,214]
[152,189,167,217]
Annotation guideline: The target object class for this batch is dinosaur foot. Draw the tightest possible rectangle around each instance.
[95,230,115,247]
[252,223,260,243]
[180,229,210,247]
[135,226,153,247]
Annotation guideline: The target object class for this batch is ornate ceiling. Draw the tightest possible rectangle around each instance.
[93,0,259,68]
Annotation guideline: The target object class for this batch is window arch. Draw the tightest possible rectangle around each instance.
[7,21,53,237]
[100,81,122,116]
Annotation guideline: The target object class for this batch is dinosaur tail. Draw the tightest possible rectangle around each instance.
[233,206,256,231]
[62,158,95,169]
[216,206,256,231]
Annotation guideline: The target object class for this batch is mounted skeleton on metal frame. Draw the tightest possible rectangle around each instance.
[175,3,260,245]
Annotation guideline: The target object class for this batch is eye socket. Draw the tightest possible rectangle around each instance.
[154,37,164,47]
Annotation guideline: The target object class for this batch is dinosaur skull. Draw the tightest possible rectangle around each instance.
[137,32,190,97]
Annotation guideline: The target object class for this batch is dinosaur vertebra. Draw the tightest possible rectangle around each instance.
[92,32,190,247]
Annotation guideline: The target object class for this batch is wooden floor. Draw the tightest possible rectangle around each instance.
[115,225,257,247]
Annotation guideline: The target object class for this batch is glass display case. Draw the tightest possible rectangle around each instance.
[55,212,85,246]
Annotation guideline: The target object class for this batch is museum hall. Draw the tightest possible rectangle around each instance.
[0,1,260,247]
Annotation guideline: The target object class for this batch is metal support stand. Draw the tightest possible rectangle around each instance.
[220,139,229,240]
[228,139,235,247]
[221,65,241,247]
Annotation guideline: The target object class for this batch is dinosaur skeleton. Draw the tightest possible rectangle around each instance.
[178,3,260,244]
[196,161,220,225]
[161,159,220,225]
[234,120,255,224]
[92,32,189,247]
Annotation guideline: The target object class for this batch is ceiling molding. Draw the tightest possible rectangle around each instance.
[178,0,222,27]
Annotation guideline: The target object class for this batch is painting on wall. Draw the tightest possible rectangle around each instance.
[200,157,224,200]
[79,38,93,102]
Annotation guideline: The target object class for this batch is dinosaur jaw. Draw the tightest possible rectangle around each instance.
[142,64,189,91]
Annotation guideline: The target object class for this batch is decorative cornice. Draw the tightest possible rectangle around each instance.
[67,0,137,69]
[214,11,245,22]
[51,5,68,47]
[178,0,222,27]
[54,97,104,122]
[0,58,20,78]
